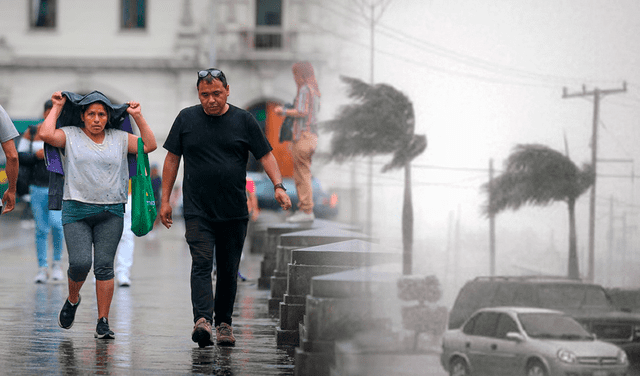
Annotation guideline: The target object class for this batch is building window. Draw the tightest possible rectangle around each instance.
[255,0,282,49]
[121,0,146,29]
[30,0,56,29]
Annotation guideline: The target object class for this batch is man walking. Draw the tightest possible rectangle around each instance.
[160,68,291,348]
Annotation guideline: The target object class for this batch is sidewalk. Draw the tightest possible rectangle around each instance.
[0,212,295,375]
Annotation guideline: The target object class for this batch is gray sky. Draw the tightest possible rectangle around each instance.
[321,0,640,283]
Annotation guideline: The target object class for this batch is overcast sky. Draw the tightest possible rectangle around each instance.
[319,0,640,284]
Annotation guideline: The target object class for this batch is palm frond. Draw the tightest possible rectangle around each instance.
[482,144,594,216]
[325,76,425,166]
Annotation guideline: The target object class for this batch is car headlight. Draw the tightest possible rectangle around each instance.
[618,350,629,365]
[557,348,577,364]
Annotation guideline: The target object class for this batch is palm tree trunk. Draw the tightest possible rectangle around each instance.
[567,198,580,279]
[403,162,413,275]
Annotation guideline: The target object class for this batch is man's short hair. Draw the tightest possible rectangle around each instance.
[196,68,228,88]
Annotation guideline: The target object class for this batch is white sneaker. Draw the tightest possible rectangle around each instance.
[286,211,315,223]
[117,274,131,287]
[51,262,65,281]
[34,267,48,284]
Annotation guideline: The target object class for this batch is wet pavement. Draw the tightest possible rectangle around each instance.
[0,208,295,375]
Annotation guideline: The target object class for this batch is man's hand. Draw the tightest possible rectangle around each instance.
[1,190,15,214]
[160,202,173,229]
[275,189,291,211]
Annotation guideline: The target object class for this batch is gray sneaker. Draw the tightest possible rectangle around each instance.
[34,267,48,284]
[286,211,315,223]
[51,262,65,281]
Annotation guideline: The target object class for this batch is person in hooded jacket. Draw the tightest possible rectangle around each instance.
[40,90,157,339]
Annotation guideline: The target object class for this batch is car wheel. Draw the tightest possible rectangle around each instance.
[526,360,548,376]
[449,357,470,376]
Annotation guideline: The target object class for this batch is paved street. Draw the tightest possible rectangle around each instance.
[0,205,449,375]
[0,207,296,376]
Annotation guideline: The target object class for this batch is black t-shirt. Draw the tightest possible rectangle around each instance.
[163,104,272,221]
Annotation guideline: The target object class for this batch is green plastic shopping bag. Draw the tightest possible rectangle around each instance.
[131,138,157,236]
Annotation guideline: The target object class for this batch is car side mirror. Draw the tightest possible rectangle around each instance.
[506,332,524,342]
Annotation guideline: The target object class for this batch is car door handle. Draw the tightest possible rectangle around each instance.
[491,344,497,350]
[465,342,471,348]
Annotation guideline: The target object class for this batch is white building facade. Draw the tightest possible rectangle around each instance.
[0,0,337,168]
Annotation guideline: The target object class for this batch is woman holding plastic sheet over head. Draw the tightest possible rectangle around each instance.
[39,90,157,339]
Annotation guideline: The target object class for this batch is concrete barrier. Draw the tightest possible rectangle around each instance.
[257,219,361,289]
[276,240,399,346]
[268,227,372,315]
[295,263,403,376]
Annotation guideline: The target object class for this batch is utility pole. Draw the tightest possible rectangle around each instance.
[607,196,614,286]
[489,159,495,276]
[354,0,392,235]
[562,82,626,282]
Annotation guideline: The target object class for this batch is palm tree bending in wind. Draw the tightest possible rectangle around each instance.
[325,76,426,275]
[483,144,594,279]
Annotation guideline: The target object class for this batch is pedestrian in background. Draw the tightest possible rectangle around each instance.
[0,104,19,214]
[275,61,321,223]
[40,91,157,339]
[115,182,134,287]
[18,100,64,283]
[160,68,291,347]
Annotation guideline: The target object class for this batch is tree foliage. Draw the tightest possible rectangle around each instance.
[483,144,594,216]
[324,76,426,171]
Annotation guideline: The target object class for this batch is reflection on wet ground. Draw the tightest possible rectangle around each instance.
[0,216,295,375]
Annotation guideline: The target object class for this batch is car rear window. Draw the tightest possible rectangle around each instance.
[538,285,611,309]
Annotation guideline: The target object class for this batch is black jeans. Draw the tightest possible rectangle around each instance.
[185,217,248,327]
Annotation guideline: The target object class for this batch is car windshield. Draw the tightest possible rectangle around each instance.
[537,285,611,309]
[518,313,593,340]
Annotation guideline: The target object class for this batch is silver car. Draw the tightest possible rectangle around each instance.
[441,307,628,376]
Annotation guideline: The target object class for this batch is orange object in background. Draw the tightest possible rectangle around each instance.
[265,102,294,178]
[246,177,260,221]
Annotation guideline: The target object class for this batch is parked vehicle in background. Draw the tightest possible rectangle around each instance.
[607,288,640,313]
[441,306,628,376]
[246,171,338,219]
[448,276,640,370]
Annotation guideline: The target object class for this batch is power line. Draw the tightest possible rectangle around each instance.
[321,0,624,88]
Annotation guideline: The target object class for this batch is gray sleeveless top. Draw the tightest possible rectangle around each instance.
[61,127,129,204]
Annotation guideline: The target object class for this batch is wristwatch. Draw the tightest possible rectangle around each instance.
[274,183,286,192]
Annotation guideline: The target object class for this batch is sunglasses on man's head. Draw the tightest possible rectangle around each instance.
[198,69,223,79]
